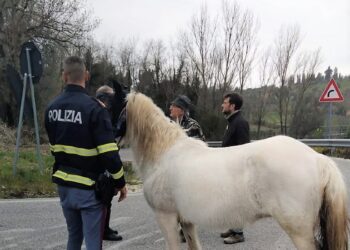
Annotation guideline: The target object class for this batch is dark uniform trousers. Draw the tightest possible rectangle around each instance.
[58,186,105,250]
[45,84,125,250]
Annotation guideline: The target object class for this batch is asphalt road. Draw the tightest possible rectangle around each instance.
[1,157,350,250]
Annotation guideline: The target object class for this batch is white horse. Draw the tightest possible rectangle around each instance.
[124,92,349,250]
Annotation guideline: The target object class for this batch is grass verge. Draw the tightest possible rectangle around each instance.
[0,146,140,199]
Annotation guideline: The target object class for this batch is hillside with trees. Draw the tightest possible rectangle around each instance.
[0,0,349,144]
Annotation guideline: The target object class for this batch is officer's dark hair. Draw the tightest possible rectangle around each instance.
[224,92,243,110]
[63,56,86,82]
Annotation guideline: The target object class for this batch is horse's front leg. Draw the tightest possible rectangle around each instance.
[181,221,202,250]
[155,211,180,250]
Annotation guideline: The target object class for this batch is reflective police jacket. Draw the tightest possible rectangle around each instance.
[45,84,125,190]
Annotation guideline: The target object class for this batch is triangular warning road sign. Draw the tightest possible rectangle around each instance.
[319,79,344,102]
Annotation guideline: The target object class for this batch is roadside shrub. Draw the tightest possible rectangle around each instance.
[0,122,15,149]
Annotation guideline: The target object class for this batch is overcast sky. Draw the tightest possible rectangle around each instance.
[86,0,350,85]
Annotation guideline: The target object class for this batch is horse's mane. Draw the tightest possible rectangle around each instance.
[126,92,186,165]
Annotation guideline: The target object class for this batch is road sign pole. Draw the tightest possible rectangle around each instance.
[26,47,44,173]
[329,102,336,155]
[13,74,28,175]
[13,41,44,175]
[328,102,332,139]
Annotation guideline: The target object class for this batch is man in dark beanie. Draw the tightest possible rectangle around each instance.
[169,95,205,140]
[169,95,205,242]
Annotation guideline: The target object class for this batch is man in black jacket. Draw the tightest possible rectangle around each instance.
[220,92,250,244]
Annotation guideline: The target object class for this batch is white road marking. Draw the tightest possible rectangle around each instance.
[154,237,164,243]
[42,224,66,230]
[105,231,160,250]
[43,241,66,249]
[118,223,154,235]
[0,198,59,203]
[0,244,17,250]
[0,228,35,234]
[6,230,65,248]
[1,237,14,241]
[109,217,132,225]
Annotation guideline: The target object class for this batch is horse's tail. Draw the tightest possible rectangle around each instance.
[319,157,349,250]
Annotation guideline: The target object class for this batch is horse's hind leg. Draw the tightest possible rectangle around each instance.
[181,221,202,250]
[278,219,316,250]
[155,211,180,250]
[288,232,316,250]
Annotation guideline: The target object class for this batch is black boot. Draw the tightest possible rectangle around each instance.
[103,232,123,241]
[105,227,118,235]
[104,202,121,241]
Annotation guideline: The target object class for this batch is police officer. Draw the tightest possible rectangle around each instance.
[169,95,205,140]
[96,85,123,241]
[45,56,127,250]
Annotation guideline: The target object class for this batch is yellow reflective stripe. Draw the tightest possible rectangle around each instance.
[53,170,95,186]
[111,167,124,180]
[50,144,98,156]
[97,143,119,154]
[50,142,118,156]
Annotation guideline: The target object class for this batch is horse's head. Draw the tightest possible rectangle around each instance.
[124,92,188,165]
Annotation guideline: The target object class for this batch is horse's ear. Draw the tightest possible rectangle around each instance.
[108,78,129,126]
[110,79,129,99]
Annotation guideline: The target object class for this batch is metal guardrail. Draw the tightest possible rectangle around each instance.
[207,139,350,148]
[207,141,223,147]
[299,139,350,148]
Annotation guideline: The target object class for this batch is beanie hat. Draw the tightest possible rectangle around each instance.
[171,95,191,111]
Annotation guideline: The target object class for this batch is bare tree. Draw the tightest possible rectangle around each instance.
[216,1,258,97]
[180,4,218,109]
[115,38,139,88]
[148,39,167,86]
[0,0,97,125]
[165,42,185,85]
[139,39,170,107]
[290,49,322,137]
[0,0,96,64]
[254,48,276,138]
[218,0,240,94]
[235,8,259,93]
[162,41,186,106]
[84,42,119,93]
[273,24,301,134]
